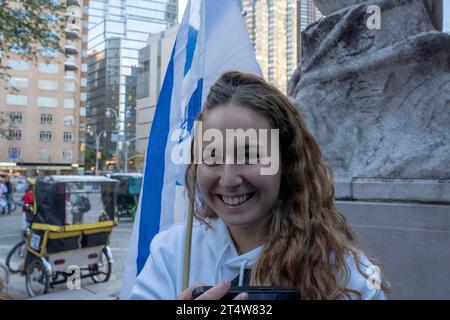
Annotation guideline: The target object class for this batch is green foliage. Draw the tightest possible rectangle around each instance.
[0,0,68,80]
[0,0,68,138]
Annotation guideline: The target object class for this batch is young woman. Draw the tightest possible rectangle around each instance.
[131,71,390,300]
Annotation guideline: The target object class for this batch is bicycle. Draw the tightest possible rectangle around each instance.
[5,229,28,274]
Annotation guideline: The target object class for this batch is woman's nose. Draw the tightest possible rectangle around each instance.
[219,164,243,188]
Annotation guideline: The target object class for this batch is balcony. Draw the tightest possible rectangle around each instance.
[67,0,81,6]
[64,57,79,70]
[65,71,77,79]
[65,40,79,54]
[65,26,80,39]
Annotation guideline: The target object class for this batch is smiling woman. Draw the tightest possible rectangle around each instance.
[195,104,281,254]
[131,71,391,300]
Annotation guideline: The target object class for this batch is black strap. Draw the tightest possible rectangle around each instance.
[231,269,251,286]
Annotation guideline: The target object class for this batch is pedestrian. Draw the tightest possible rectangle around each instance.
[22,182,34,230]
[4,175,13,215]
[0,179,7,215]
[131,71,391,300]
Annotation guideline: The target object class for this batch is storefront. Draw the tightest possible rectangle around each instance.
[0,162,84,177]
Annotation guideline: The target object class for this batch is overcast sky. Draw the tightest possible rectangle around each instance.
[444,0,449,32]
[178,0,188,23]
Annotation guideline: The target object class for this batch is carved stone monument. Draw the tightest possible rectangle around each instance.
[289,0,450,298]
[290,0,449,180]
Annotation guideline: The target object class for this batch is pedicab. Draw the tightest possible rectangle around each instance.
[6,175,119,297]
[109,173,142,221]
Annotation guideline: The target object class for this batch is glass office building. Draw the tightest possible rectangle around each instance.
[86,0,177,171]
[297,0,322,62]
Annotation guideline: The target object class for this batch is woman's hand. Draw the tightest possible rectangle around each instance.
[176,281,248,300]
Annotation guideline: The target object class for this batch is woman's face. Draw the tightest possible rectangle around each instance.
[196,103,281,234]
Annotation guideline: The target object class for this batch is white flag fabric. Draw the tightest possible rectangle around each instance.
[120,0,262,299]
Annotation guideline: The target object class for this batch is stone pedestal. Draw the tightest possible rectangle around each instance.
[337,199,450,299]
[291,0,450,180]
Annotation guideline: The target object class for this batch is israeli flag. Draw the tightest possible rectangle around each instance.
[120,0,262,299]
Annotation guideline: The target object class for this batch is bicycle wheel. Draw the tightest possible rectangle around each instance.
[26,258,49,297]
[90,249,112,283]
[6,241,26,273]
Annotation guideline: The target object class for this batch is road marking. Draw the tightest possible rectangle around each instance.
[113,229,132,233]
[0,233,21,239]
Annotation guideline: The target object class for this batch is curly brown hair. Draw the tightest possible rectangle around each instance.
[185,71,390,299]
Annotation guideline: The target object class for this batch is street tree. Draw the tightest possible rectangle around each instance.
[0,0,67,138]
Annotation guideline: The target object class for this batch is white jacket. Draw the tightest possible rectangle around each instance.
[131,218,385,300]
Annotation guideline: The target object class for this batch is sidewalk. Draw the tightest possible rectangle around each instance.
[29,280,122,300]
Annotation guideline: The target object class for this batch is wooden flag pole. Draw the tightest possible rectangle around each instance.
[182,181,195,290]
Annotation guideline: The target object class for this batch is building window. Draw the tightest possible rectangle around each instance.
[65,71,76,78]
[40,114,53,124]
[9,130,22,140]
[38,63,59,74]
[40,47,60,57]
[6,94,28,106]
[64,99,75,109]
[10,112,23,124]
[8,148,21,161]
[39,131,53,142]
[63,116,75,126]
[63,132,74,142]
[39,149,52,161]
[37,96,57,108]
[8,77,28,89]
[38,80,59,91]
[61,149,73,160]
[64,82,76,92]
[7,60,28,71]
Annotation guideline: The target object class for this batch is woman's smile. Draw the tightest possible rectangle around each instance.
[215,192,256,207]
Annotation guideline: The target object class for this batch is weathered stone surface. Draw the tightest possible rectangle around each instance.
[336,200,450,299]
[290,0,450,180]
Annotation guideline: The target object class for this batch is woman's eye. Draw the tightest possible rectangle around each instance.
[244,147,259,164]
[203,148,220,166]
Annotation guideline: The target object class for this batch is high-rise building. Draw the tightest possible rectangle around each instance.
[297,0,323,63]
[0,0,88,175]
[135,25,178,172]
[86,0,177,172]
[241,0,298,93]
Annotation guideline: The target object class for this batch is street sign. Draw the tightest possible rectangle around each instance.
[111,133,119,142]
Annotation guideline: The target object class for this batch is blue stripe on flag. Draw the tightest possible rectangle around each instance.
[136,41,177,275]
[184,26,198,76]
[186,78,203,132]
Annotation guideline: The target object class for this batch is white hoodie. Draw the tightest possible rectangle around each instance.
[130,218,385,300]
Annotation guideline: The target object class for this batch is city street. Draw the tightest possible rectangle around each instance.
[0,194,134,300]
